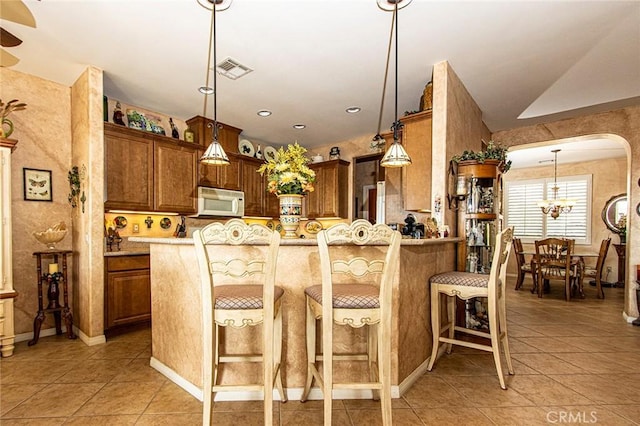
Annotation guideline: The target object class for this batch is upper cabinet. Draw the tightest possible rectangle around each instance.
[186,115,242,154]
[307,159,350,218]
[105,125,154,211]
[401,111,432,212]
[104,123,197,214]
[198,151,242,190]
[154,140,198,213]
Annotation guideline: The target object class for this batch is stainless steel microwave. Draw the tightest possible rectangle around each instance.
[193,187,245,218]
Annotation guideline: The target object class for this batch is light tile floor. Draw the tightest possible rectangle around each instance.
[2,280,640,425]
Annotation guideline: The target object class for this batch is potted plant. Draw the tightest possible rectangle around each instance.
[451,140,512,173]
[0,99,27,139]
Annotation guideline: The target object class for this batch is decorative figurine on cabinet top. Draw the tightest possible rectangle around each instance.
[112,101,125,126]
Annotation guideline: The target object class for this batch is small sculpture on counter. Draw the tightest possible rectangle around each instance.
[255,144,263,159]
[173,216,187,238]
[113,101,125,126]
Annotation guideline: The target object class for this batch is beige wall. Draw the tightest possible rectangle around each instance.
[0,68,73,336]
[503,157,626,280]
[493,108,639,318]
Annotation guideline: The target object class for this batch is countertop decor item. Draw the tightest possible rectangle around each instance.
[278,194,303,238]
[257,142,315,196]
[33,222,67,249]
[0,98,27,138]
[160,217,172,229]
[305,220,322,234]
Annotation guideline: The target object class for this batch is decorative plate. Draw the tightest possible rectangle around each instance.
[305,220,322,234]
[238,139,255,157]
[275,223,283,235]
[160,217,172,229]
[114,216,128,229]
[265,220,274,230]
[264,146,278,162]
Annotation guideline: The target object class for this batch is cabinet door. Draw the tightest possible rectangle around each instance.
[306,165,324,218]
[264,180,280,218]
[154,140,197,214]
[307,160,349,218]
[198,151,242,190]
[241,157,265,217]
[105,128,154,211]
[105,269,151,329]
[401,111,432,211]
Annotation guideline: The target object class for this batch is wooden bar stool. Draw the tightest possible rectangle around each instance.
[193,219,286,426]
[300,220,400,426]
[427,227,514,389]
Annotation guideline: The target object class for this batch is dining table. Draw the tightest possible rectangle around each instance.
[518,250,599,298]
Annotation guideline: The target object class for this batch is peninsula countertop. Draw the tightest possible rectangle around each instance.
[129,236,462,246]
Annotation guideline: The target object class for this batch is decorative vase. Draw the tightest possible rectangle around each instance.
[1,118,14,138]
[278,194,303,239]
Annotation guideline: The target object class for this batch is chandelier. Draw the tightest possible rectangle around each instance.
[375,0,412,168]
[537,149,575,219]
[199,0,232,166]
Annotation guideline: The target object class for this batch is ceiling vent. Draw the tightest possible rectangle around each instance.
[216,57,253,80]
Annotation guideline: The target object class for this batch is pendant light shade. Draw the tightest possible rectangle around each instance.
[377,0,411,168]
[199,0,230,166]
[380,136,412,167]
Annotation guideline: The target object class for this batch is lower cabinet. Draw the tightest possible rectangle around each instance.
[105,255,151,333]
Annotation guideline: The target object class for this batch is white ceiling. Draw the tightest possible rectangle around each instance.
[507,138,627,169]
[3,0,640,153]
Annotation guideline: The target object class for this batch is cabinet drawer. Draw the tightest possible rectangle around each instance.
[106,255,150,272]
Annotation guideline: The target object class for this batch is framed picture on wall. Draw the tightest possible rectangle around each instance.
[23,168,52,202]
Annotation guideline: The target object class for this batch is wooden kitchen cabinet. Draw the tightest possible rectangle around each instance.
[198,151,242,190]
[155,140,198,214]
[241,156,266,217]
[105,123,198,214]
[105,125,154,211]
[186,115,242,153]
[401,110,432,212]
[104,255,151,333]
[307,159,350,218]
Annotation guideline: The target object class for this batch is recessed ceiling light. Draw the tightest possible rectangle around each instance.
[199,86,214,95]
[257,110,272,117]
[293,124,306,130]
[346,106,361,114]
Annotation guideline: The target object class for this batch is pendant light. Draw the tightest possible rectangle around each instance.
[379,0,411,168]
[200,0,231,166]
[537,149,576,219]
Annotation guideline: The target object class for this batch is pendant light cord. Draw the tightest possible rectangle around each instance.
[203,3,219,140]
[392,0,399,142]
[375,9,396,137]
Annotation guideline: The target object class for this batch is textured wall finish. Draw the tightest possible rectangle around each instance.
[0,68,74,338]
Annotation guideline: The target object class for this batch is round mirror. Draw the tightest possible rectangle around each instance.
[601,193,627,233]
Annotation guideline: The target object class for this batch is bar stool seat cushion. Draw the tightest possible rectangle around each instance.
[215,285,284,310]
[304,284,379,308]
[430,271,490,288]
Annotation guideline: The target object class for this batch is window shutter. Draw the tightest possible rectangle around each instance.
[505,180,544,239]
[546,178,589,241]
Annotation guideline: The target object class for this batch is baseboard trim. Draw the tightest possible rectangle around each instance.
[14,327,68,343]
[398,356,432,396]
[75,327,106,346]
[149,356,401,402]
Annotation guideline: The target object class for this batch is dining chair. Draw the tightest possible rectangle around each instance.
[580,238,611,299]
[300,220,400,426]
[427,227,515,389]
[193,219,286,426]
[534,237,576,300]
[512,237,533,290]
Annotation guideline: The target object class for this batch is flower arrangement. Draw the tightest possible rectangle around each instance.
[257,142,315,195]
[451,140,512,173]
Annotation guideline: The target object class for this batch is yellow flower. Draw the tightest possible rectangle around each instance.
[257,142,316,195]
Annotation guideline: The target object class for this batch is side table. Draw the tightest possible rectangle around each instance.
[28,250,77,346]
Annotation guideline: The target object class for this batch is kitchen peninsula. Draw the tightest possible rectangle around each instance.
[132,235,460,400]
